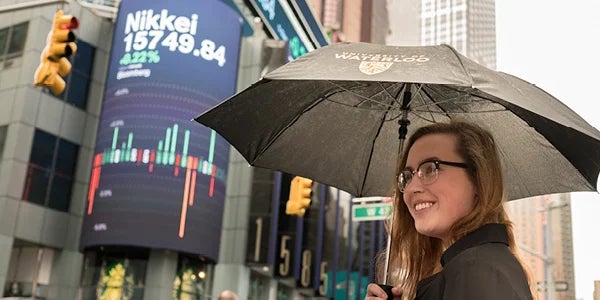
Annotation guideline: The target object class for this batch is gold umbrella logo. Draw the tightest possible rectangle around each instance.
[358,61,394,75]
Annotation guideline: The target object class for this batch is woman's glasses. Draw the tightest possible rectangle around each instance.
[398,159,468,192]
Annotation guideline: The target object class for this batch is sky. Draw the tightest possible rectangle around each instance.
[495,1,600,299]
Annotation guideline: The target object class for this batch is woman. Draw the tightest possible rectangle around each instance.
[366,120,535,300]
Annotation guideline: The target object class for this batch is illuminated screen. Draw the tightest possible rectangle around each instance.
[80,0,242,260]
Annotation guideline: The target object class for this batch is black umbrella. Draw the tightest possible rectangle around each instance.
[194,42,600,201]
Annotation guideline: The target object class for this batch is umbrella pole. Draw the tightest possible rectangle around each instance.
[383,85,412,285]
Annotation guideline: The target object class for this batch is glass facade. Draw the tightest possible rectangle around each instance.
[22,129,79,212]
[172,254,213,300]
[79,248,149,300]
[79,249,215,300]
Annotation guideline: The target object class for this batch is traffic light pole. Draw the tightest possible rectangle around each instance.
[0,0,67,14]
[518,198,568,300]
[544,202,556,300]
[518,242,555,300]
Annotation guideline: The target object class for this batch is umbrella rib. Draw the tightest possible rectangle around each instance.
[382,83,408,121]
[443,85,505,104]
[416,85,471,112]
[442,44,475,84]
[415,87,449,123]
[326,80,398,109]
[380,82,405,106]
[359,96,396,196]
[414,85,509,114]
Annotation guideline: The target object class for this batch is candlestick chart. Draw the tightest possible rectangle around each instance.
[87,123,226,239]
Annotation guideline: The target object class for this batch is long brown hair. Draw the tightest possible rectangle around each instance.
[376,120,536,298]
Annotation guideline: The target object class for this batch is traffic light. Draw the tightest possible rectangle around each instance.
[286,176,313,216]
[33,10,78,95]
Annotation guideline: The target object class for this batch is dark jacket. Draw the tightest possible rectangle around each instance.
[415,223,533,299]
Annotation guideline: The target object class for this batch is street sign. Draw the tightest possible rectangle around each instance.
[352,202,392,221]
[536,281,569,291]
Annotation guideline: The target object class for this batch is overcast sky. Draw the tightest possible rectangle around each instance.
[495,1,600,299]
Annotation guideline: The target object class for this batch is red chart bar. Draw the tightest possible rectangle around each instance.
[149,150,155,173]
[87,153,103,215]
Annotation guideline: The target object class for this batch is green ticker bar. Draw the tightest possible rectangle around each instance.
[352,203,392,221]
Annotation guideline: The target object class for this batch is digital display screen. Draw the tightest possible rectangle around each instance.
[80,0,242,260]
[248,0,315,60]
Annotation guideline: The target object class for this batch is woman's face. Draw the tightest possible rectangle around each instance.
[402,133,477,243]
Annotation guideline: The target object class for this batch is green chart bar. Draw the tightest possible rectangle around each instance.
[182,130,190,168]
[170,124,178,165]
[99,125,222,180]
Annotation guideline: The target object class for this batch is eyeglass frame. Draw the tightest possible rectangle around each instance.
[397,159,469,192]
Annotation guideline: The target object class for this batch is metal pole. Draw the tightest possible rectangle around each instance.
[544,201,555,300]
[383,84,412,285]
[522,197,567,300]
[382,212,393,285]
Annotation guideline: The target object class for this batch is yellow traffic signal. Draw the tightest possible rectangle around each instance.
[33,10,78,95]
[48,9,78,60]
[34,56,64,95]
[286,176,313,216]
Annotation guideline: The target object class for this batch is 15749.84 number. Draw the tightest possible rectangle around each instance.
[123,31,226,66]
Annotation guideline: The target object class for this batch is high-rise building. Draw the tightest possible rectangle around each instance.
[0,1,334,299]
[420,0,496,69]
[385,0,496,68]
[506,193,577,300]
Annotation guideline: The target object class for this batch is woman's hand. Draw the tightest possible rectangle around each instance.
[365,283,403,299]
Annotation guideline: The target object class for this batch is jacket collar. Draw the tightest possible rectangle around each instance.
[440,223,509,266]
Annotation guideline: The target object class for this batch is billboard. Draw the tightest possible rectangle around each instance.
[249,0,315,60]
[80,0,242,260]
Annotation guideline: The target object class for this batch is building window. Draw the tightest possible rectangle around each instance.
[456,11,464,22]
[0,125,6,159]
[423,1,432,12]
[0,22,28,67]
[22,129,79,212]
[440,0,447,10]
[47,40,95,110]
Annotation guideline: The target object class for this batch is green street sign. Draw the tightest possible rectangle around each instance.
[352,202,392,221]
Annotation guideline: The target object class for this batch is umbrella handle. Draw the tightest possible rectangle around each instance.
[384,125,407,285]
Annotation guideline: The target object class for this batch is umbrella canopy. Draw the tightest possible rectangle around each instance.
[195,42,600,200]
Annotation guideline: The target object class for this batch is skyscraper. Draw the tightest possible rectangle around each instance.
[386,0,496,68]
[420,0,496,69]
